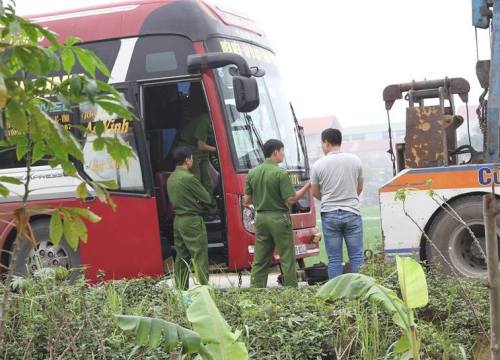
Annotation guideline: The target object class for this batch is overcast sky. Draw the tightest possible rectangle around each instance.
[16,0,491,128]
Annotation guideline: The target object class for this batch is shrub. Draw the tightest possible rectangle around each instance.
[0,263,489,359]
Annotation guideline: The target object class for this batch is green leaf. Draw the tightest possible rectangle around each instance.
[96,180,118,189]
[97,99,133,119]
[93,137,105,151]
[0,74,7,109]
[70,208,101,223]
[89,51,110,77]
[69,74,82,97]
[61,48,75,74]
[19,19,40,43]
[0,176,22,185]
[95,121,105,136]
[61,209,78,251]
[6,100,28,132]
[8,20,21,35]
[316,273,409,331]
[393,334,410,353]
[76,182,89,200]
[187,286,249,360]
[15,142,28,161]
[0,183,9,197]
[64,36,79,47]
[49,209,63,245]
[91,182,107,202]
[396,256,429,309]
[115,315,213,359]
[73,47,96,78]
[31,142,47,164]
[72,215,88,243]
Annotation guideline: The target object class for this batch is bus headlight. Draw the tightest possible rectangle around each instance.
[241,202,256,234]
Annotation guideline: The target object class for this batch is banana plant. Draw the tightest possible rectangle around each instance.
[316,256,428,359]
[115,315,213,359]
[186,286,248,360]
[116,285,248,360]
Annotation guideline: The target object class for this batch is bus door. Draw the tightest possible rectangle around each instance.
[139,79,227,268]
[77,82,164,280]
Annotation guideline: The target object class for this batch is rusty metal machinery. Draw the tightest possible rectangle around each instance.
[382,77,482,172]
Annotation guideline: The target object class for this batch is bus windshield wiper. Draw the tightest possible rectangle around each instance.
[244,114,264,159]
[290,102,309,177]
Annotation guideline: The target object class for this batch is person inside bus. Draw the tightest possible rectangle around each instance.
[176,85,218,218]
[166,146,214,290]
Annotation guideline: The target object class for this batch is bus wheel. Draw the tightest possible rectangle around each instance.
[426,195,499,278]
[13,219,81,280]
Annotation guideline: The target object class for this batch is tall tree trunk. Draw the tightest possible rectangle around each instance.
[482,193,500,359]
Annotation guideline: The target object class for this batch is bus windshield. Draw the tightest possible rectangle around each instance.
[209,39,306,171]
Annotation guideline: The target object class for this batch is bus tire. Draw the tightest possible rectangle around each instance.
[13,219,81,281]
[426,195,499,278]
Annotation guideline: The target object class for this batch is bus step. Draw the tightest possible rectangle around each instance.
[208,263,228,272]
[208,242,225,248]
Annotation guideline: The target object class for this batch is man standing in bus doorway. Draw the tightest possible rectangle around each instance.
[167,146,213,290]
[243,139,311,288]
[177,87,218,217]
[311,128,364,279]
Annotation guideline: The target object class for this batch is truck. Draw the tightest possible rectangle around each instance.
[379,0,500,278]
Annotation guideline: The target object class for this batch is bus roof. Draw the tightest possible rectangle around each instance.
[29,0,269,48]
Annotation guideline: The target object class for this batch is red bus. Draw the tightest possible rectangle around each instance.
[1,0,320,281]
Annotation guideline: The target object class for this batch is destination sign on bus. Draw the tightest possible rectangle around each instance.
[218,39,273,64]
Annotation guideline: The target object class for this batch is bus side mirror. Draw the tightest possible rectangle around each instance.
[233,76,259,113]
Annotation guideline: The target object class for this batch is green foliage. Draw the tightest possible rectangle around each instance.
[47,207,101,250]
[397,256,428,309]
[187,286,248,359]
[317,257,430,359]
[116,315,213,359]
[116,285,248,360]
[0,264,490,359]
[0,3,135,249]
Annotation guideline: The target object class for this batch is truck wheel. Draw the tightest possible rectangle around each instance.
[12,219,81,280]
[426,195,499,278]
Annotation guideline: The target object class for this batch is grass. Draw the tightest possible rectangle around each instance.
[305,205,382,266]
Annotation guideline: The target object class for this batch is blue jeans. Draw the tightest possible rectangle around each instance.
[321,209,363,279]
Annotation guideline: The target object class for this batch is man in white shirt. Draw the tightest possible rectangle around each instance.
[311,128,364,278]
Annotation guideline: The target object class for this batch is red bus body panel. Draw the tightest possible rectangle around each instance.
[0,196,163,281]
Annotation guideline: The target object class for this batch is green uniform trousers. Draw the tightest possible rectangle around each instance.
[191,152,217,211]
[173,215,209,290]
[250,212,298,288]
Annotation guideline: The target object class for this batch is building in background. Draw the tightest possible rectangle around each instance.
[300,116,341,164]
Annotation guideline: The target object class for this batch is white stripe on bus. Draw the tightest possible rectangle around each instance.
[109,37,138,84]
[31,5,139,23]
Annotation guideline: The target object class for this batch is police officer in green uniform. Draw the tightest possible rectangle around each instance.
[243,139,311,288]
[177,112,216,195]
[167,146,215,290]
[177,85,217,212]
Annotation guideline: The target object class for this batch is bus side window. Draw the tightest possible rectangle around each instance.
[80,100,145,193]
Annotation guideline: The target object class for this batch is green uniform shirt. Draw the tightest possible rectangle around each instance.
[167,166,212,216]
[178,114,211,159]
[244,159,295,212]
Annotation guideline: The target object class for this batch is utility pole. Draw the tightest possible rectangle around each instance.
[483,192,500,359]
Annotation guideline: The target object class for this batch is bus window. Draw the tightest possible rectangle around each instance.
[127,35,195,81]
[208,38,306,172]
[80,101,144,192]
